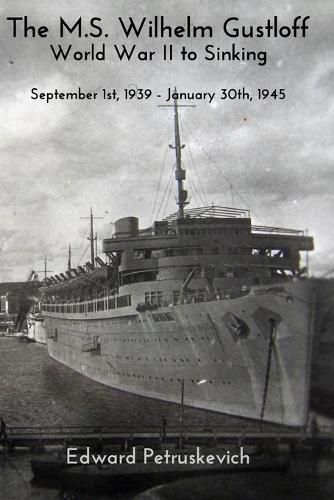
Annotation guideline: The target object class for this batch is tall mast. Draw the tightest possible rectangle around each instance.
[173,94,187,219]
[44,257,48,281]
[68,243,72,271]
[36,257,53,282]
[89,208,94,266]
[159,90,194,219]
[81,208,103,268]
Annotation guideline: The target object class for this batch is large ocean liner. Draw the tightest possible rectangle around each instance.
[41,99,314,426]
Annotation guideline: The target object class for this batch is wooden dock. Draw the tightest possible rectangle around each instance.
[2,423,334,451]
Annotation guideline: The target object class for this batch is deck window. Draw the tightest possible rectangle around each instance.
[108,297,116,309]
[151,312,175,322]
[117,295,131,308]
[145,291,163,307]
[173,290,180,305]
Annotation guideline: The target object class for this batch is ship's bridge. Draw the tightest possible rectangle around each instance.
[103,205,313,253]
[102,206,313,285]
[103,206,251,253]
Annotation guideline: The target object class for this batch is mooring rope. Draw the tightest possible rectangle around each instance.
[260,319,276,421]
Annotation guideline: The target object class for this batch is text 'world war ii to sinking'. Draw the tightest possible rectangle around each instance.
[4,15,311,67]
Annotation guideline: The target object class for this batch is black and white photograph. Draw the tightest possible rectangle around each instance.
[0,1,333,498]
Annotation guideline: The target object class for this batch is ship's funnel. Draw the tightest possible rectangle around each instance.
[114,217,139,238]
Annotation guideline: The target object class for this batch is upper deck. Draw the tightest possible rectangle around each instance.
[101,206,313,285]
[103,205,313,254]
[41,96,314,295]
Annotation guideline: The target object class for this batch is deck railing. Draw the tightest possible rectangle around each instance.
[164,205,250,221]
[252,225,304,236]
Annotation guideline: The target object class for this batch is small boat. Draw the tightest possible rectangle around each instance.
[27,305,46,344]
[59,454,289,492]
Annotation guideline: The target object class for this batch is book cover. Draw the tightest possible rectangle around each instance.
[0,1,333,499]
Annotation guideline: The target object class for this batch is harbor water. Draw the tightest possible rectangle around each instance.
[0,337,250,428]
[0,337,333,499]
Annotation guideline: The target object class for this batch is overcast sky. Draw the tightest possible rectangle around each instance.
[0,0,333,281]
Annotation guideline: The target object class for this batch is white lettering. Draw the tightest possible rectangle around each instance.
[143,447,154,463]
[66,447,78,464]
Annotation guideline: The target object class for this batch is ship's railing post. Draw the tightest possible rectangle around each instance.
[179,378,185,449]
